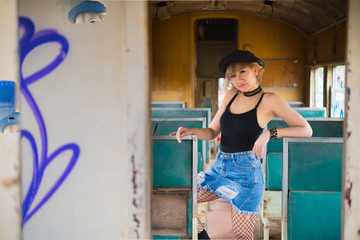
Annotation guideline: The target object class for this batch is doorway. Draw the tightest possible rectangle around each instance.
[195,18,237,118]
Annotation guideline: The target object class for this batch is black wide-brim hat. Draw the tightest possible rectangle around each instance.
[218,50,265,75]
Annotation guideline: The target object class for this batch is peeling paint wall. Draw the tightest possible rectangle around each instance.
[342,0,360,238]
[0,0,21,239]
[19,0,151,239]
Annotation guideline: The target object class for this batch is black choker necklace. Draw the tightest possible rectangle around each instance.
[243,86,262,97]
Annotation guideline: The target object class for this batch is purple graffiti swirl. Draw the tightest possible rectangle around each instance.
[19,16,80,225]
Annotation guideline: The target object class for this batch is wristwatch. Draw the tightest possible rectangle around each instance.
[269,127,278,139]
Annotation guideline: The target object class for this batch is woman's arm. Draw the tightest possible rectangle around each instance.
[170,126,218,143]
[169,90,237,143]
[269,93,313,138]
[252,92,312,158]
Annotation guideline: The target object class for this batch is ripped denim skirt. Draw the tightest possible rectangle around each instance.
[198,150,264,215]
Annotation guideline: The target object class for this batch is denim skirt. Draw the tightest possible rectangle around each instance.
[198,150,264,215]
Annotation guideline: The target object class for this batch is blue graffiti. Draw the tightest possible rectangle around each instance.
[19,17,80,225]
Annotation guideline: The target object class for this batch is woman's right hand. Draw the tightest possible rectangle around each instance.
[169,127,193,143]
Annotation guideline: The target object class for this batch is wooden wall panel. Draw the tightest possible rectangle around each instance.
[152,15,194,107]
[152,12,308,106]
[306,22,346,65]
[262,61,300,88]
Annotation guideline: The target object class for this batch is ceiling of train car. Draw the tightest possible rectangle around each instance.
[150,0,347,36]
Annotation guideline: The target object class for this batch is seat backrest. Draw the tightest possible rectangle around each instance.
[152,117,207,165]
[151,108,211,127]
[152,101,185,108]
[282,137,343,240]
[292,107,327,117]
[152,135,198,238]
[267,118,343,152]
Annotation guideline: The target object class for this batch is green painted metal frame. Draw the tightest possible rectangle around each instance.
[152,108,211,164]
[282,137,343,240]
[287,192,341,240]
[291,107,327,117]
[261,119,343,239]
[152,135,198,239]
[287,101,304,108]
[152,101,186,108]
[151,108,211,128]
[265,153,283,190]
[264,118,343,189]
[267,117,343,152]
[152,117,207,170]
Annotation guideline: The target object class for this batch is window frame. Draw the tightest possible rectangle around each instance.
[310,63,345,118]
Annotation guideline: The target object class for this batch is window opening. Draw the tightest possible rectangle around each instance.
[314,67,324,108]
[196,19,237,43]
[218,77,226,108]
[331,65,345,118]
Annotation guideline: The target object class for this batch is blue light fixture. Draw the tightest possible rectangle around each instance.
[0,81,20,133]
[68,1,107,24]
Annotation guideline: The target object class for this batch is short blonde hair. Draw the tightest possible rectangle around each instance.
[224,62,265,91]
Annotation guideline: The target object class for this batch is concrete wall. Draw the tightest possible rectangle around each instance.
[342,0,360,238]
[18,0,151,239]
[0,0,21,239]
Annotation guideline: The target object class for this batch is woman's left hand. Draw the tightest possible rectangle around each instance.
[252,130,270,159]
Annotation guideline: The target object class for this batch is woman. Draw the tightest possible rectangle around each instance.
[170,50,312,239]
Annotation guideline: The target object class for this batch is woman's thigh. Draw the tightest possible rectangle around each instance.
[197,187,220,203]
[231,207,257,240]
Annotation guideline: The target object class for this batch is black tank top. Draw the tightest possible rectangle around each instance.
[220,92,265,153]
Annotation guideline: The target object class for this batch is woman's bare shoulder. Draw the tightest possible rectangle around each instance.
[262,91,284,104]
[260,91,290,114]
[223,89,238,102]
[217,89,238,110]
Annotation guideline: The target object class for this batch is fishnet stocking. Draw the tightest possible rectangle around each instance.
[231,207,256,240]
[197,188,220,233]
[197,188,220,203]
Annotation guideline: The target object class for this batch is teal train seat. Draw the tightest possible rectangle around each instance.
[265,118,343,190]
[151,108,211,128]
[152,108,211,163]
[260,118,343,240]
[287,101,304,108]
[291,107,326,117]
[267,117,343,153]
[152,135,198,239]
[282,137,343,240]
[152,101,186,108]
[152,117,207,171]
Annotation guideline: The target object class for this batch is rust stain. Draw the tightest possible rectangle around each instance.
[131,156,140,238]
[345,182,353,208]
[133,214,140,239]
[1,178,18,188]
[131,155,138,195]
[347,131,351,138]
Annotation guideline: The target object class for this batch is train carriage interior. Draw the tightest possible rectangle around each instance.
[150,0,347,239]
[1,0,359,240]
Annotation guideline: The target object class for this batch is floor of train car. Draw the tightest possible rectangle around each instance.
[206,152,281,240]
